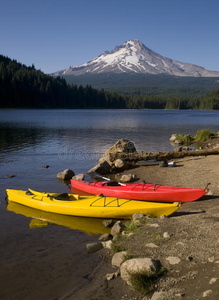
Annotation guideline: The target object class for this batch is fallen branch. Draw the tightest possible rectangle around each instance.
[116,148,219,162]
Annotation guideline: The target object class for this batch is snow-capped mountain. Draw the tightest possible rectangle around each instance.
[53,40,219,77]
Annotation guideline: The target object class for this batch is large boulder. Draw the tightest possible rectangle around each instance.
[120,258,161,286]
[99,139,137,165]
[87,139,137,175]
[87,160,111,175]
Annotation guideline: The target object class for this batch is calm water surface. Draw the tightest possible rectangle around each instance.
[1,109,219,189]
[0,109,218,298]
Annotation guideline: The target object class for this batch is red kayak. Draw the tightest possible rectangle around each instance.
[70,180,208,203]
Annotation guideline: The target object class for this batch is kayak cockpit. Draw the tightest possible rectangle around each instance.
[105,180,122,187]
[27,189,74,201]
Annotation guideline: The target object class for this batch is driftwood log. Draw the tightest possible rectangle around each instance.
[116,148,219,162]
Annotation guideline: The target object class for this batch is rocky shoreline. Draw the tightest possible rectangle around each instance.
[67,139,219,300]
[3,138,218,300]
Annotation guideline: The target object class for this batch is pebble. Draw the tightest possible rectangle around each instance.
[203,290,212,297]
[145,243,158,248]
[209,277,217,284]
[132,213,145,221]
[121,231,134,237]
[105,269,120,281]
[151,291,167,300]
[176,242,185,246]
[101,240,112,249]
[72,173,84,180]
[111,220,125,236]
[99,233,113,241]
[166,256,181,265]
[86,242,103,254]
[160,215,167,219]
[112,251,127,267]
[163,232,172,238]
[102,219,114,228]
[208,256,215,262]
[175,293,185,297]
[148,223,160,228]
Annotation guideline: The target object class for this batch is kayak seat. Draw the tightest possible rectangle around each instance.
[26,190,34,195]
[105,180,121,186]
[54,193,70,200]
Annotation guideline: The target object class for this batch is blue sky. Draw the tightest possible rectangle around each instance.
[1,0,219,74]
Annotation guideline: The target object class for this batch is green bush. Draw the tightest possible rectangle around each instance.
[124,220,139,232]
[174,129,215,144]
[130,266,166,295]
[194,129,214,141]
[110,238,126,253]
[175,134,194,143]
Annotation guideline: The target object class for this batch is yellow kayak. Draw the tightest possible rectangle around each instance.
[6,189,181,219]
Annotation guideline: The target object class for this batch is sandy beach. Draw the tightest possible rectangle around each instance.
[69,153,219,300]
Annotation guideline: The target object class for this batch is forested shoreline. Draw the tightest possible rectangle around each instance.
[0,55,219,109]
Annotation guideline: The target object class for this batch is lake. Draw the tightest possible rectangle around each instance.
[1,109,219,189]
[0,109,219,299]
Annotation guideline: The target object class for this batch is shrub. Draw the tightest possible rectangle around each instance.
[151,232,164,244]
[111,238,126,253]
[124,220,139,232]
[130,266,166,295]
[194,129,214,142]
[175,134,194,143]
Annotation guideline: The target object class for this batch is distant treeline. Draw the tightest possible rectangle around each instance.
[0,55,219,109]
[126,91,219,110]
[0,55,126,108]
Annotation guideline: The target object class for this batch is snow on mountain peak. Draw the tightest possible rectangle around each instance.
[53,40,219,77]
